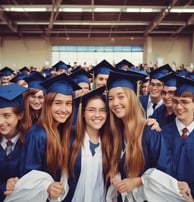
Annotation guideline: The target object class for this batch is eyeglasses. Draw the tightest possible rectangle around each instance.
[85,108,106,115]
[161,90,175,97]
[29,95,44,100]
[150,82,163,88]
[172,98,193,106]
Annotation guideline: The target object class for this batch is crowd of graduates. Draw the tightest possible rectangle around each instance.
[0,58,194,202]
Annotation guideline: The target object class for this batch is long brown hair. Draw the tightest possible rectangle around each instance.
[23,88,44,134]
[69,95,111,183]
[108,87,146,178]
[38,92,73,175]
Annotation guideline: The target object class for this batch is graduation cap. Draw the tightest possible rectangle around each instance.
[107,70,146,93]
[41,68,53,78]
[52,60,69,72]
[176,69,188,78]
[89,59,114,76]
[74,86,106,107]
[188,72,194,80]
[0,67,14,76]
[24,72,46,91]
[19,66,30,74]
[10,74,29,83]
[158,72,177,87]
[0,83,28,109]
[40,73,81,95]
[149,64,174,80]
[114,67,148,78]
[175,76,194,94]
[70,69,92,84]
[115,59,134,69]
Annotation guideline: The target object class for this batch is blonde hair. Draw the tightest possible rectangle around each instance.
[38,92,73,175]
[108,87,146,178]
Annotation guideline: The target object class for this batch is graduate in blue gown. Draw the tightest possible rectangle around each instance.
[21,73,81,200]
[88,59,114,89]
[162,76,194,202]
[151,72,177,127]
[63,86,110,202]
[70,68,92,127]
[139,64,173,118]
[0,83,28,201]
[106,71,172,200]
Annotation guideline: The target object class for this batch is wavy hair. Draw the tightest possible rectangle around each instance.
[108,87,146,178]
[38,92,73,175]
[69,94,111,184]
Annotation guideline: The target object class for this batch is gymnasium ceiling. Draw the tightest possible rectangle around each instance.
[0,0,194,39]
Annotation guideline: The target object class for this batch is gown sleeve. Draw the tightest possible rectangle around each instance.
[142,125,173,175]
[21,124,47,175]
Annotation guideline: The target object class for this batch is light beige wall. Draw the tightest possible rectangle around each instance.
[0,36,192,70]
[0,38,51,71]
[144,37,192,69]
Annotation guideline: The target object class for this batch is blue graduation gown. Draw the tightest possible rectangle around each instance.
[151,104,176,128]
[119,125,172,179]
[72,106,78,127]
[0,141,24,201]
[62,129,81,202]
[162,121,194,197]
[139,95,149,113]
[21,124,61,181]
[63,129,105,202]
[63,151,81,202]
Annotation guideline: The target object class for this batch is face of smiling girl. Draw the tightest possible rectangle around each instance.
[51,93,73,125]
[84,98,107,133]
[0,107,23,139]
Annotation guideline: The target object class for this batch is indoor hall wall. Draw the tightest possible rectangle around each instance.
[0,36,192,70]
[0,38,51,71]
[144,37,192,70]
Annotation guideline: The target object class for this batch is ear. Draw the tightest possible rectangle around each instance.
[17,112,24,120]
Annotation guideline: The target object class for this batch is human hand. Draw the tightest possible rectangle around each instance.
[146,118,161,132]
[4,177,19,195]
[178,181,194,202]
[47,181,64,199]
[111,177,142,193]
